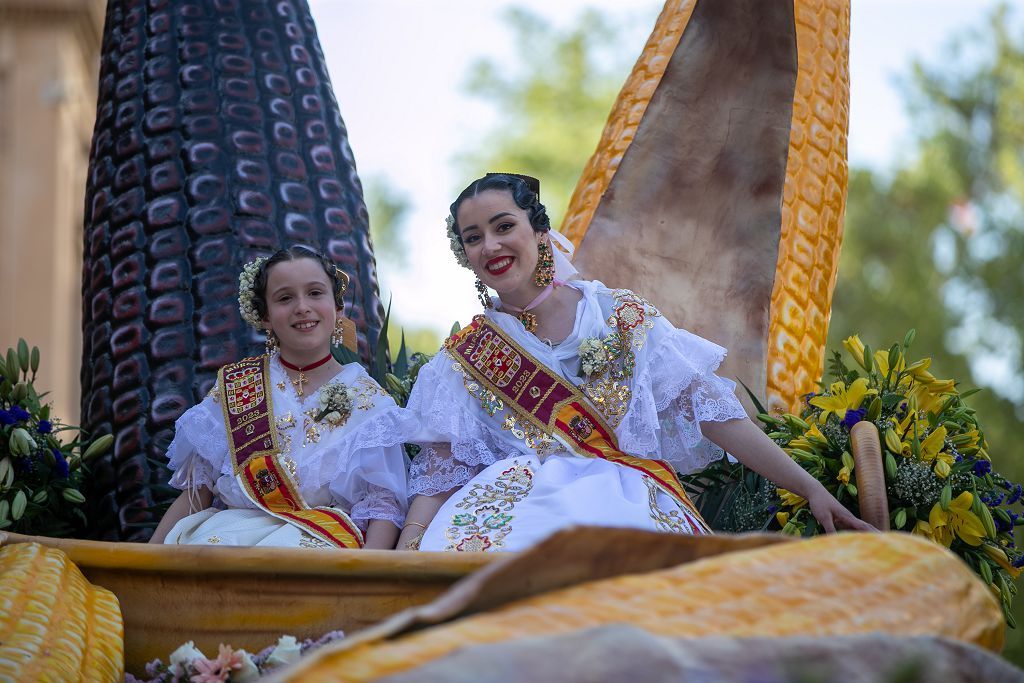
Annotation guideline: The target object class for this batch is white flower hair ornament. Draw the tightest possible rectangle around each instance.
[446,214,472,269]
[238,256,268,329]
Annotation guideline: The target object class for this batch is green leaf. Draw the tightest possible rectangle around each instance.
[393,330,409,379]
[737,378,768,415]
[449,321,461,336]
[373,299,393,383]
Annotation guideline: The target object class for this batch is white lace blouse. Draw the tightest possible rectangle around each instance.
[405,280,748,497]
[165,356,413,529]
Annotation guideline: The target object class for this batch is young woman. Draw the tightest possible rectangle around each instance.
[397,173,872,551]
[150,246,412,549]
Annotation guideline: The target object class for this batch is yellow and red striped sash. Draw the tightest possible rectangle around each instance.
[218,356,364,548]
[446,317,709,533]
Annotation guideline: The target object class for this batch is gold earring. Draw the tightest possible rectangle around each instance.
[475,277,493,309]
[265,329,279,354]
[534,240,554,287]
[331,317,346,347]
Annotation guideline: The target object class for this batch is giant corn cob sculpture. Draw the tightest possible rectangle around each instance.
[563,0,849,415]
[79,0,385,540]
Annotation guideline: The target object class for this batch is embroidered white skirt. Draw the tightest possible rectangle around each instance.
[419,453,709,552]
[164,508,337,548]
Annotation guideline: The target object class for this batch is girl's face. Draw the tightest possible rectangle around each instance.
[262,258,339,358]
[457,189,544,299]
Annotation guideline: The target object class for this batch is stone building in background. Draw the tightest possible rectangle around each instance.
[0,0,104,425]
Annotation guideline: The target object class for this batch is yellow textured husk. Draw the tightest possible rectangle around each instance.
[282,533,1004,682]
[767,0,851,414]
[0,542,123,682]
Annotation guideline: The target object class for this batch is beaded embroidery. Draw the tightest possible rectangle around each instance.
[444,462,534,551]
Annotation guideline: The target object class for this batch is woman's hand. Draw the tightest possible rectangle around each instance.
[807,487,876,533]
[701,418,877,534]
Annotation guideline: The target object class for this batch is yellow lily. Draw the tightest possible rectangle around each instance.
[910,381,955,416]
[912,519,936,542]
[928,492,987,547]
[775,511,790,527]
[874,349,905,378]
[776,488,807,512]
[837,451,854,484]
[788,423,828,451]
[983,544,1022,579]
[842,335,868,370]
[809,378,875,424]
[919,425,952,478]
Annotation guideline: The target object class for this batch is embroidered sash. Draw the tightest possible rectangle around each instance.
[446,317,710,533]
[218,356,364,548]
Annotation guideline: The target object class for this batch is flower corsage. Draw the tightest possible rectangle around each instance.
[314,382,354,426]
[578,337,611,377]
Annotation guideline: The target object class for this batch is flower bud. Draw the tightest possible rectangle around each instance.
[82,434,114,461]
[884,428,902,454]
[893,508,907,529]
[11,490,27,521]
[61,488,86,504]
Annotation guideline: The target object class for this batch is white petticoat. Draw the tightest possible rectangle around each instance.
[164,507,344,548]
[418,453,708,553]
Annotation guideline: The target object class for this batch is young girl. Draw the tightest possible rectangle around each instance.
[150,246,412,549]
[397,173,872,551]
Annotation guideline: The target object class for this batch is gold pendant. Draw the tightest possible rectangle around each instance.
[291,371,307,397]
[519,312,537,333]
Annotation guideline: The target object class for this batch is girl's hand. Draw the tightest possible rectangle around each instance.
[807,489,876,533]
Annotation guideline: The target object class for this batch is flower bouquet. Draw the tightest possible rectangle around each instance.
[127,632,345,683]
[758,330,1023,623]
[0,339,111,536]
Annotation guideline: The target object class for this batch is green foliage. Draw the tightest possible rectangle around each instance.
[458,6,657,224]
[365,174,412,268]
[830,8,1024,647]
[0,340,111,536]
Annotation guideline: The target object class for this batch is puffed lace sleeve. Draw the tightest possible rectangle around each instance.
[404,351,512,496]
[303,372,415,529]
[165,384,228,493]
[620,318,748,475]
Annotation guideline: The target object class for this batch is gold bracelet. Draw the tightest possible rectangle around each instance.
[402,521,427,531]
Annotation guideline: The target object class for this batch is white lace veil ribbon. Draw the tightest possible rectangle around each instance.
[548,228,579,281]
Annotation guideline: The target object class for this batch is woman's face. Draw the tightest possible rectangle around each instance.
[262,258,339,358]
[457,189,544,298]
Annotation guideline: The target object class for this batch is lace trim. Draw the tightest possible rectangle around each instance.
[620,327,747,474]
[409,445,485,497]
[406,354,519,471]
[350,486,405,529]
[303,405,418,492]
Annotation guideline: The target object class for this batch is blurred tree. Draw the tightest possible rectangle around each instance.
[458,6,656,225]
[365,175,411,268]
[829,5,1024,659]
[364,175,443,355]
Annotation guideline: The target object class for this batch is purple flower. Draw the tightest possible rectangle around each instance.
[53,449,69,478]
[995,513,1014,533]
[1008,485,1023,506]
[1014,555,1024,569]
[0,410,13,426]
[841,408,866,429]
[801,392,816,407]
[972,459,992,477]
[37,419,52,434]
[8,406,30,422]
